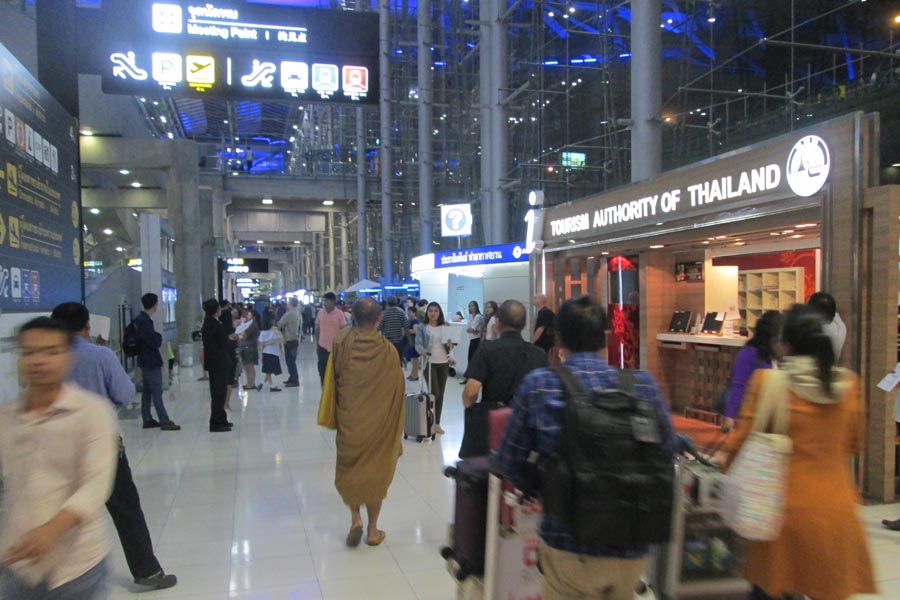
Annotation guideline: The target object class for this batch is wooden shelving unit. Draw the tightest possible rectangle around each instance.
[737,267,804,331]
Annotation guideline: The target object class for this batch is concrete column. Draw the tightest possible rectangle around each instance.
[630,0,662,182]
[340,213,350,289]
[198,188,216,300]
[380,0,394,283]
[489,0,509,244]
[166,141,202,349]
[356,110,368,281]
[479,2,493,244]
[327,212,336,291]
[305,247,313,291]
[317,233,326,292]
[139,213,163,330]
[417,0,434,255]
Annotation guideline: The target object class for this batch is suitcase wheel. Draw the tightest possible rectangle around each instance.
[439,546,454,560]
[431,434,436,441]
[443,465,458,478]
[416,435,424,442]
[403,434,408,440]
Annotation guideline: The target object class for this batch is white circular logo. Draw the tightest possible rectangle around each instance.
[786,135,830,197]
[512,245,523,259]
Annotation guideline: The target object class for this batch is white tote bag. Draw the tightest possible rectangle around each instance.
[722,369,793,541]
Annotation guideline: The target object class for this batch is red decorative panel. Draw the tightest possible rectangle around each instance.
[608,256,639,369]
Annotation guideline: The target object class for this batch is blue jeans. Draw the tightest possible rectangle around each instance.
[141,366,169,423]
[0,558,108,599]
[284,340,299,384]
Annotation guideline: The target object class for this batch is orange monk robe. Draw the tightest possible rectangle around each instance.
[332,327,406,506]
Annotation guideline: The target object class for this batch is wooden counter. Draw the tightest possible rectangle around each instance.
[656,333,748,348]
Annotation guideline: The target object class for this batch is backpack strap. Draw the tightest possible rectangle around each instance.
[553,365,585,398]
[619,368,636,394]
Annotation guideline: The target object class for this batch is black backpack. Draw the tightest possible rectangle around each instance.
[123,321,143,357]
[539,367,675,547]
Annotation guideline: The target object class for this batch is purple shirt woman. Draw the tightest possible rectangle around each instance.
[722,310,783,431]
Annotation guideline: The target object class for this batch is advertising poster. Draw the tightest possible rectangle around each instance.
[0,42,81,311]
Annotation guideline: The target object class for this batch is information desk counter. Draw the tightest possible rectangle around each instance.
[655,333,748,414]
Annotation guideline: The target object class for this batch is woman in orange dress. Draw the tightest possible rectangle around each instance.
[724,305,876,600]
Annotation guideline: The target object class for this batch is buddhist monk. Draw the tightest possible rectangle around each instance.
[332,297,406,547]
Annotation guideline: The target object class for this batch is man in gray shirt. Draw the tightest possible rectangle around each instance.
[278,297,302,387]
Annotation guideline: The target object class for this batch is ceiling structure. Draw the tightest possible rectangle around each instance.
[82,0,900,284]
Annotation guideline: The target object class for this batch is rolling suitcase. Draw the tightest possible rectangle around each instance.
[441,455,492,581]
[404,370,435,442]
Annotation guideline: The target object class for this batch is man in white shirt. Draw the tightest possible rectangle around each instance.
[0,317,117,599]
[808,292,847,362]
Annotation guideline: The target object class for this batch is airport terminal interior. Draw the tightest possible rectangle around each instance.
[2,0,900,598]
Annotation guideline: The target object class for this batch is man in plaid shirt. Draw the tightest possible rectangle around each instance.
[496,295,675,600]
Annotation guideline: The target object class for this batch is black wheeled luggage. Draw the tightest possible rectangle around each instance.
[440,455,491,581]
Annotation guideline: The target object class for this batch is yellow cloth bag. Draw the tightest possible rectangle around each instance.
[317,353,337,429]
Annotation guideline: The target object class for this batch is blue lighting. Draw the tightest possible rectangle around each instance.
[544,60,559,66]
[434,61,447,66]
[619,53,632,58]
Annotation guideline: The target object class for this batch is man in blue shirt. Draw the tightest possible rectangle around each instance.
[51,302,178,591]
[134,293,179,430]
[496,295,674,600]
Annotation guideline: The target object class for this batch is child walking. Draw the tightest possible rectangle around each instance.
[258,314,284,392]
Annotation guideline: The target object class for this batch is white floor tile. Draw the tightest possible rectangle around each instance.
[101,345,900,600]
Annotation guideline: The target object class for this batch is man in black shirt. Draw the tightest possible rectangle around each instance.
[532,293,556,353]
[201,298,234,432]
[463,300,548,409]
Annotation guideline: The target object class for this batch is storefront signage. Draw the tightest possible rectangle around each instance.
[0,43,81,311]
[86,1,379,105]
[441,203,473,237]
[435,242,529,268]
[545,127,838,243]
[218,257,269,274]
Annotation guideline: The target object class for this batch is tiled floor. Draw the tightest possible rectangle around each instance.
[107,342,900,599]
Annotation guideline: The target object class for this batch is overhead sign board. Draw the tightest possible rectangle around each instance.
[0,43,81,311]
[441,203,473,237]
[89,1,379,105]
[544,122,843,243]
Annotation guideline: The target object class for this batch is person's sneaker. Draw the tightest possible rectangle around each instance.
[882,518,900,531]
[210,425,232,432]
[143,419,161,429]
[284,382,299,388]
[134,571,178,589]
[160,421,181,431]
[256,383,263,391]
[270,387,282,392]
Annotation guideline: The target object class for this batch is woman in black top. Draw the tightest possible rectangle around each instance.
[239,309,262,391]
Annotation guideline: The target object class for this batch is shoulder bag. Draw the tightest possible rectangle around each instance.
[722,369,793,541]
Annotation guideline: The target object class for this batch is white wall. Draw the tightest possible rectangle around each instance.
[482,263,530,308]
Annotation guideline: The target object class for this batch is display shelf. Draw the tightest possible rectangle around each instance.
[737,267,804,331]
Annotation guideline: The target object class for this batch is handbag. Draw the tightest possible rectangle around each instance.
[317,353,337,430]
[722,369,793,541]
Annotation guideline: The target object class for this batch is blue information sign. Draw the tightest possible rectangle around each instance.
[0,43,82,311]
[434,243,529,269]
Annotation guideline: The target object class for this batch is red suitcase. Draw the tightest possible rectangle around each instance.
[488,406,512,451]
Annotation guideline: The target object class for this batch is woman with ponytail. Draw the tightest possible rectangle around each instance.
[724,305,876,600]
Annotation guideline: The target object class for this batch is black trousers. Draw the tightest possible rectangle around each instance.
[208,368,229,426]
[317,345,330,385]
[468,338,481,363]
[428,362,450,424]
[284,340,299,384]
[106,441,162,579]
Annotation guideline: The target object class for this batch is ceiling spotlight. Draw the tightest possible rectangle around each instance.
[323,200,335,206]
[293,240,301,244]
[256,240,264,244]
[707,16,716,23]
[115,246,124,252]
[261,198,273,205]
[119,169,130,175]
[568,6,575,13]
[80,129,94,136]
[601,251,610,255]
[795,223,817,229]
[649,244,665,249]
[89,208,101,215]
[102,228,113,235]
[547,11,554,17]
[131,182,142,188]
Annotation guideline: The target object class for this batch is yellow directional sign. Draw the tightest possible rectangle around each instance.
[6,163,17,197]
[0,211,5,245]
[8,215,19,248]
